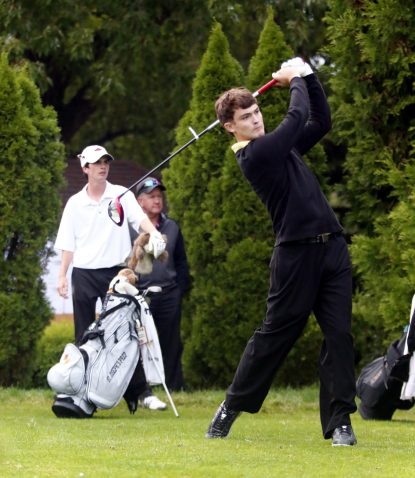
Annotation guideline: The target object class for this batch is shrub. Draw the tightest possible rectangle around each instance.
[0,54,65,385]
[31,319,74,388]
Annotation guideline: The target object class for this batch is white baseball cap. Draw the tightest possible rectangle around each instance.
[77,145,114,167]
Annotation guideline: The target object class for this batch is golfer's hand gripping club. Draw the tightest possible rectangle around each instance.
[280,57,313,77]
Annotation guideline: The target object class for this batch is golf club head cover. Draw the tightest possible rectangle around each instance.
[128,232,168,275]
[108,268,140,296]
[281,57,313,77]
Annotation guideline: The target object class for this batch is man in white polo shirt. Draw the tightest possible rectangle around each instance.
[55,145,167,411]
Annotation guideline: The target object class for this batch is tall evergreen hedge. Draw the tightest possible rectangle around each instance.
[325,0,415,362]
[163,23,244,387]
[0,55,65,385]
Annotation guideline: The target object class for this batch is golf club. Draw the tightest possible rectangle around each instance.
[108,77,279,226]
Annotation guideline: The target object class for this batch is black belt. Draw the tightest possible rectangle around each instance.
[283,232,342,245]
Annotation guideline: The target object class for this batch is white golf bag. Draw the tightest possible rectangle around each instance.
[47,290,166,418]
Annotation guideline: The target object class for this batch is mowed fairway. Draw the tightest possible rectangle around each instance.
[1,387,414,477]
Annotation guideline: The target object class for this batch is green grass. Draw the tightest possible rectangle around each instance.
[1,386,415,477]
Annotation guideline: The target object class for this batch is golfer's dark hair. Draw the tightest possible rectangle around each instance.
[215,87,257,125]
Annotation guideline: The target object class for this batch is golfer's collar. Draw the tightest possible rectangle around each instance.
[80,185,93,205]
[102,181,118,199]
[231,141,251,153]
[81,181,113,205]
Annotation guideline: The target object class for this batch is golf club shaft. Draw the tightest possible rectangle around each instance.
[117,78,278,200]
[117,123,217,199]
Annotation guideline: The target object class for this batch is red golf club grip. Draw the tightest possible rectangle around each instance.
[253,78,278,97]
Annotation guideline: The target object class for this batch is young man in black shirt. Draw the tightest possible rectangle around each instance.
[206,60,357,446]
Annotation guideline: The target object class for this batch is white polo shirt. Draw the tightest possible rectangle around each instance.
[55,182,146,269]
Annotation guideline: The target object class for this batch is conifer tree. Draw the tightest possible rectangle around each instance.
[325,0,415,360]
[325,0,415,233]
[0,55,65,385]
[162,24,244,386]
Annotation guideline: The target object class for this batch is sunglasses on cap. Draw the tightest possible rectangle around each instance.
[136,177,166,196]
[144,178,161,188]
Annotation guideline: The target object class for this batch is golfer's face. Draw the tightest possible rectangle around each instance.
[84,157,110,182]
[226,104,265,141]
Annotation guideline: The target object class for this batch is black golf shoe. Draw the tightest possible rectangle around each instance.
[205,401,241,438]
[332,425,357,446]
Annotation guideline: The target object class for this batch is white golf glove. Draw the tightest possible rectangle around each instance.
[144,230,166,259]
[281,57,313,77]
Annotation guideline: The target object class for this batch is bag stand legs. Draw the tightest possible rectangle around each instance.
[145,345,179,417]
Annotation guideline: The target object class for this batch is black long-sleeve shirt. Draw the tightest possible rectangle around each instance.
[233,75,342,244]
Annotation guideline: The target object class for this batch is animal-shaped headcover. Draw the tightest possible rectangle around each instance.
[128,232,168,275]
[108,268,139,296]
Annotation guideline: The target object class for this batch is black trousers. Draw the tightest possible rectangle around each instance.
[71,266,122,343]
[225,235,357,438]
[148,285,184,391]
[71,266,151,399]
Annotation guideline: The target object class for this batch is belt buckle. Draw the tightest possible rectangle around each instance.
[319,233,330,244]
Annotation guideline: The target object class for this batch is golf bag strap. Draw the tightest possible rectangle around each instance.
[102,292,140,315]
[97,292,141,322]
[98,301,128,322]
[80,328,105,347]
[80,347,89,371]
[79,292,141,346]
[79,301,126,347]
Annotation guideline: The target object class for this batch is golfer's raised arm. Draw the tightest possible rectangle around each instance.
[295,75,332,155]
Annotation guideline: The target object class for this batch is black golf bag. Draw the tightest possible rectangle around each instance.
[47,291,164,418]
[356,328,414,420]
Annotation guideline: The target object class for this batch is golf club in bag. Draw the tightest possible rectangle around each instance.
[108,78,279,226]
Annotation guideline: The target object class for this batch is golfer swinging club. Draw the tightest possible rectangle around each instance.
[206,58,357,446]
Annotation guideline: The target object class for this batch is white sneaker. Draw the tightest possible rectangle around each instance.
[140,395,167,411]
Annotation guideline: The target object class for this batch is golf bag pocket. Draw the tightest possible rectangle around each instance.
[356,356,386,408]
[47,343,86,395]
[87,319,140,409]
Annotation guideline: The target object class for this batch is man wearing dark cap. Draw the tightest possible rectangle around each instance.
[135,177,190,391]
